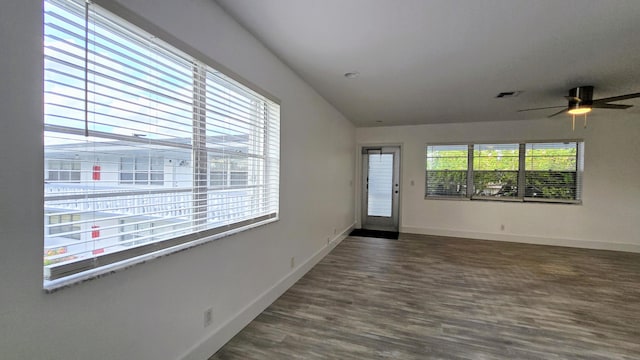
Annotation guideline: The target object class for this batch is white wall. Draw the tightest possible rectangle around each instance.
[0,1,355,359]
[356,113,640,252]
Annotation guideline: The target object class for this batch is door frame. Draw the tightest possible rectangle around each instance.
[356,143,402,231]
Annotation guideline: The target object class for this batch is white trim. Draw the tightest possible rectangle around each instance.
[400,226,640,253]
[179,222,356,360]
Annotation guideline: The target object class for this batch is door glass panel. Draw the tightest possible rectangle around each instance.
[367,153,393,217]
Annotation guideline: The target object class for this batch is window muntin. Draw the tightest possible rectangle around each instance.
[43,0,280,289]
[425,141,582,203]
[425,145,468,197]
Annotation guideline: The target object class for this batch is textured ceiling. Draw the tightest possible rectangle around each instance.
[216,0,640,127]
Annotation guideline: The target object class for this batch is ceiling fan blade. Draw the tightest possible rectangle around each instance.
[547,108,567,118]
[592,103,633,110]
[517,105,566,112]
[593,92,640,103]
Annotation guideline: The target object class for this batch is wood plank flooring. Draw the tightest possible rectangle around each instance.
[210,234,640,359]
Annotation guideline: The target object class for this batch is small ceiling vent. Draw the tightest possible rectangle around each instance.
[496,91,522,98]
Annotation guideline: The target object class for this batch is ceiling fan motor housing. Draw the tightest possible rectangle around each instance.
[569,86,594,106]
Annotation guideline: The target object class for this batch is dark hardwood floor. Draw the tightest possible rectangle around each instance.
[210,233,640,359]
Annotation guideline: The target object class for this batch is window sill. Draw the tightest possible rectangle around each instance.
[424,196,470,201]
[472,196,523,202]
[524,198,582,205]
[43,215,279,293]
[425,196,581,205]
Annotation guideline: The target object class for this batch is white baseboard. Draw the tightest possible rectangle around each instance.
[180,222,356,360]
[400,226,640,253]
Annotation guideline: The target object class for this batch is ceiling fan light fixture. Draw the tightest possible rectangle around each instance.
[518,85,639,120]
[567,105,592,115]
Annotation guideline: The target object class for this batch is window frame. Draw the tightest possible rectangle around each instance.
[48,213,82,241]
[46,159,82,183]
[119,156,165,186]
[43,0,281,291]
[425,144,470,198]
[471,143,522,201]
[425,140,583,204]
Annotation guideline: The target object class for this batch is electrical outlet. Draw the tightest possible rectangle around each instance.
[290,257,295,269]
[204,308,213,328]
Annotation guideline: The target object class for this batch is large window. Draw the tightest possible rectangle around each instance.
[43,0,280,289]
[425,145,468,198]
[525,142,580,200]
[473,143,520,198]
[426,141,582,203]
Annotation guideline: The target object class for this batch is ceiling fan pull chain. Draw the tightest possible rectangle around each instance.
[584,114,588,129]
[572,115,575,131]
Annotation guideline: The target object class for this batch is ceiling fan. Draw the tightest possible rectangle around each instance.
[518,85,640,117]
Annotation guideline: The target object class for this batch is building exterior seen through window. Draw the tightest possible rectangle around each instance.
[120,156,165,185]
[46,160,81,183]
[210,156,249,188]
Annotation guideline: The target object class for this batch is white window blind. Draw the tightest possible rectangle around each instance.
[425,145,468,197]
[367,153,394,217]
[473,143,520,198]
[43,0,280,288]
[425,141,582,203]
[525,142,581,201]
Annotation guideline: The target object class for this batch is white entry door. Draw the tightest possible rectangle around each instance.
[361,147,400,231]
